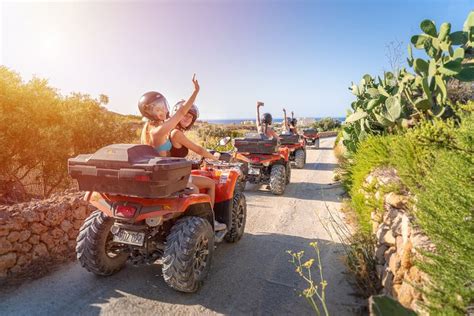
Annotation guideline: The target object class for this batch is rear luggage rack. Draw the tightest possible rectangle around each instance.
[68,144,191,198]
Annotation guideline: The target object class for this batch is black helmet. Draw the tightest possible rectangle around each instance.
[261,113,273,125]
[172,99,200,130]
[138,91,169,121]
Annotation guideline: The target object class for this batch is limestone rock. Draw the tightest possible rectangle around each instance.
[60,220,73,232]
[9,265,23,275]
[0,252,17,271]
[32,243,49,258]
[18,230,31,243]
[383,206,400,225]
[21,242,32,253]
[407,266,422,283]
[396,236,404,253]
[28,234,40,245]
[391,215,403,236]
[376,264,385,280]
[384,247,396,263]
[375,244,388,264]
[67,240,77,250]
[30,223,48,234]
[40,232,56,250]
[51,244,68,256]
[392,283,402,298]
[51,228,64,239]
[68,229,78,240]
[0,238,13,255]
[401,214,411,244]
[7,231,21,243]
[400,241,412,270]
[16,253,31,266]
[21,209,41,222]
[381,270,394,294]
[382,230,396,246]
[73,206,88,220]
[73,219,84,230]
[388,252,401,274]
[385,192,407,209]
[398,281,414,307]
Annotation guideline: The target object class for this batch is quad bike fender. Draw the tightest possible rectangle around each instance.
[278,147,290,161]
[233,152,251,163]
[191,169,240,203]
[85,191,212,222]
[183,202,215,229]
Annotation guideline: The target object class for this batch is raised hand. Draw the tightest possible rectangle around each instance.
[283,108,286,113]
[257,101,264,108]
[192,74,200,92]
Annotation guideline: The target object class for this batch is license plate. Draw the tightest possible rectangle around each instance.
[113,229,145,246]
[248,167,260,175]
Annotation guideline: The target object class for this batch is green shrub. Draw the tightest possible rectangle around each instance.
[342,108,474,314]
[0,67,138,200]
[312,117,341,132]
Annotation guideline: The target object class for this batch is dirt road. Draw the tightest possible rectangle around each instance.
[0,137,363,315]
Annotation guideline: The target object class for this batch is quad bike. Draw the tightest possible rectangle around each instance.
[302,128,320,149]
[68,144,246,293]
[232,134,290,195]
[279,133,306,169]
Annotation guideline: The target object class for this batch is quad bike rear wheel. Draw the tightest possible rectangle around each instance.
[225,191,247,243]
[162,216,214,293]
[286,163,291,185]
[270,164,286,195]
[76,210,129,276]
[294,149,305,169]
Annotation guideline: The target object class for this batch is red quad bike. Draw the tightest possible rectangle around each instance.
[68,144,246,293]
[302,128,320,149]
[279,133,306,169]
[232,133,290,195]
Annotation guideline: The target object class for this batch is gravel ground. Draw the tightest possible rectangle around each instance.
[0,137,364,316]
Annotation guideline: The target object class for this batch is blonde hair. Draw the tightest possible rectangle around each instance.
[140,121,161,146]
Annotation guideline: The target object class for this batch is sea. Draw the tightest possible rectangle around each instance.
[202,117,345,125]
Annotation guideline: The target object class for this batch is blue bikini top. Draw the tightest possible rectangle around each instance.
[155,139,172,152]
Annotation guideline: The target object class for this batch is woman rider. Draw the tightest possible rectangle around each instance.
[138,74,225,230]
[290,111,298,134]
[169,100,219,160]
[256,101,279,140]
[283,109,298,135]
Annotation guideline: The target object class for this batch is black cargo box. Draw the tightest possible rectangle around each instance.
[303,128,317,136]
[234,133,278,154]
[279,133,300,145]
[68,144,191,198]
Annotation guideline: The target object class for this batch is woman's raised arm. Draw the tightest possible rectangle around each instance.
[151,74,200,141]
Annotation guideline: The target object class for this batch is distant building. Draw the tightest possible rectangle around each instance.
[297,117,316,126]
[241,120,255,125]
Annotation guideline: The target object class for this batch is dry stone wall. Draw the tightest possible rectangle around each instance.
[364,168,433,314]
[0,191,93,281]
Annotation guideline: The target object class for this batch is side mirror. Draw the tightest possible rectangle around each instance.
[219,137,231,146]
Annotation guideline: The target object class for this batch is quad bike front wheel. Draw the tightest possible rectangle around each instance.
[76,210,129,276]
[314,138,320,149]
[294,149,306,169]
[162,216,214,293]
[225,191,247,243]
[270,164,286,195]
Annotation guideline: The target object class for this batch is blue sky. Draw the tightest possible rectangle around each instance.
[1,0,473,119]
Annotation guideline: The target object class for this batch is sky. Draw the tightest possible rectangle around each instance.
[1,0,473,119]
